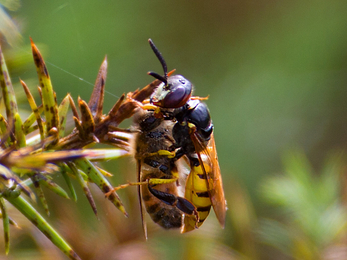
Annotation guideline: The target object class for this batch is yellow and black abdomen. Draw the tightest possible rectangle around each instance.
[141,170,183,229]
[182,161,212,233]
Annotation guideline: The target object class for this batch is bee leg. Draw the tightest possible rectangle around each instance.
[147,178,177,185]
[148,184,198,218]
[105,177,179,197]
[104,181,148,197]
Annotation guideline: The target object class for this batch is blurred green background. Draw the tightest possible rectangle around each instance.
[2,0,347,259]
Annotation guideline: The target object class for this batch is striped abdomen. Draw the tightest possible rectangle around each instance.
[142,180,183,229]
[141,156,183,229]
[135,111,184,229]
[182,160,212,233]
[140,165,183,229]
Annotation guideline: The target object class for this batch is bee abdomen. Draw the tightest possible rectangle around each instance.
[142,184,183,229]
[149,206,182,229]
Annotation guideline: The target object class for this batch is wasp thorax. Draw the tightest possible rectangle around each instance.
[151,75,193,108]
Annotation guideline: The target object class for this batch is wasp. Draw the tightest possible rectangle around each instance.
[145,39,227,232]
[124,108,198,238]
[108,40,226,235]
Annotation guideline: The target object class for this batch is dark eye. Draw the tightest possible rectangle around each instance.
[162,86,190,108]
[152,75,192,108]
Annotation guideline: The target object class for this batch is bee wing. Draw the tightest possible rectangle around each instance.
[190,132,226,228]
[137,160,148,239]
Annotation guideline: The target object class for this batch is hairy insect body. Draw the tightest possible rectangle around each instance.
[133,110,194,230]
[146,39,227,232]
[114,38,225,236]
[139,160,182,229]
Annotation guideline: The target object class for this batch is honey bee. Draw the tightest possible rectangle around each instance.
[146,39,227,232]
[132,108,198,238]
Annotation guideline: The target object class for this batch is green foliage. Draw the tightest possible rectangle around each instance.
[2,1,347,259]
[259,150,347,259]
[0,39,158,259]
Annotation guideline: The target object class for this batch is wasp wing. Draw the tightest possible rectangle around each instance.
[190,132,226,228]
[137,160,148,239]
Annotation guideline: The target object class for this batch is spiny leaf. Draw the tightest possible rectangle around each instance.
[21,79,45,139]
[32,176,49,215]
[61,163,90,182]
[6,150,86,170]
[73,116,84,139]
[95,166,113,177]
[0,164,35,201]
[0,113,12,146]
[6,195,81,260]
[0,198,10,255]
[0,113,7,134]
[106,127,134,150]
[88,56,107,123]
[0,45,18,122]
[78,97,95,136]
[105,132,132,150]
[22,105,44,134]
[60,165,77,201]
[30,38,59,132]
[25,125,39,135]
[107,93,125,119]
[0,213,20,228]
[105,72,173,127]
[46,127,59,148]
[22,113,37,133]
[58,94,71,138]
[67,162,97,216]
[74,158,127,217]
[38,174,70,199]
[13,112,25,148]
[68,95,79,120]
[106,77,167,127]
[83,148,130,161]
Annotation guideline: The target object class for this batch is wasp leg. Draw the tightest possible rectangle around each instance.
[141,104,159,111]
[105,181,148,197]
[104,178,178,197]
[152,146,192,162]
[148,184,198,219]
[146,150,176,158]
[166,147,194,164]
[141,99,150,104]
[190,95,209,101]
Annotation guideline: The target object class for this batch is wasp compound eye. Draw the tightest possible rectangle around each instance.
[152,75,193,108]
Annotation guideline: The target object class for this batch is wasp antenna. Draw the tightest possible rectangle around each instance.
[148,39,168,79]
[148,71,168,85]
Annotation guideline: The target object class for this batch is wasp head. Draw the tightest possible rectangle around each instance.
[148,39,193,108]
